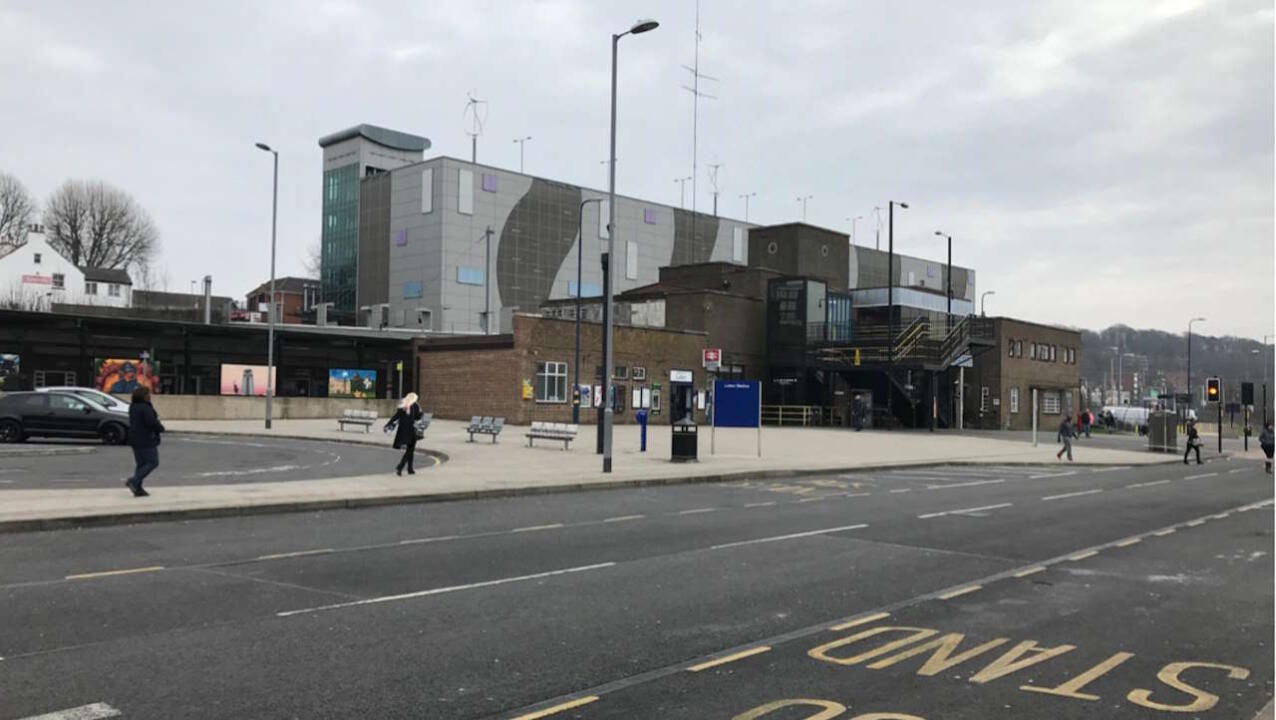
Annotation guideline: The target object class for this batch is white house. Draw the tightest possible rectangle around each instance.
[0,227,132,310]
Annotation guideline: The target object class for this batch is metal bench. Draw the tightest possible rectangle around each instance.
[467,416,505,443]
[338,409,378,433]
[525,421,578,450]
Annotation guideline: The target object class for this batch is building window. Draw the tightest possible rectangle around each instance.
[632,366,646,381]
[481,173,497,192]
[980,386,989,411]
[613,366,629,380]
[732,227,746,263]
[108,283,120,297]
[535,361,568,403]
[1015,340,1022,357]
[85,281,98,295]
[1007,338,1015,357]
[457,266,485,286]
[568,280,601,297]
[403,281,423,299]
[458,169,474,215]
[1042,391,1061,415]
[52,273,64,289]
[1065,391,1074,415]
[33,253,41,264]
[1010,387,1019,413]
[625,241,638,280]
[395,229,408,247]
[421,168,433,213]
[644,208,657,225]
[1029,344,1037,360]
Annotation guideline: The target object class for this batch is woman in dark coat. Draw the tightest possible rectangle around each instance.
[384,392,423,475]
[126,386,164,496]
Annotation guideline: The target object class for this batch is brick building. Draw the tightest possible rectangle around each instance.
[963,317,1083,431]
[415,313,707,425]
[245,277,320,324]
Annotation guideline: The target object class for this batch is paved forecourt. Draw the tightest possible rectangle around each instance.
[0,458,1269,718]
[0,417,1175,529]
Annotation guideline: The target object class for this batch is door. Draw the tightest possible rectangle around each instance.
[45,393,98,436]
[13,394,52,433]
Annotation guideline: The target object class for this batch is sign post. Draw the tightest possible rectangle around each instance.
[702,348,721,371]
[712,380,762,458]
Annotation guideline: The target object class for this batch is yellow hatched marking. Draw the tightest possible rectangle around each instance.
[830,612,891,631]
[1068,550,1098,561]
[1013,566,1046,578]
[509,696,599,720]
[937,585,982,600]
[687,645,772,672]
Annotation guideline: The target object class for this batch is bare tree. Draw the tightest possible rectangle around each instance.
[42,180,159,273]
[303,236,322,278]
[0,172,36,249]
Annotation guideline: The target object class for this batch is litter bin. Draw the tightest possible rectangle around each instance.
[671,418,698,462]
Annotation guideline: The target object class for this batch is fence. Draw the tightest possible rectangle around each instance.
[760,404,845,427]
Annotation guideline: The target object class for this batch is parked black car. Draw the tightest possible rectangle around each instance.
[0,391,130,444]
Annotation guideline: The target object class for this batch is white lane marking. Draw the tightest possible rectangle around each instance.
[796,497,825,503]
[678,507,716,515]
[917,503,1012,519]
[710,524,868,550]
[1228,468,1250,474]
[1184,472,1218,480]
[1068,550,1099,561]
[1125,480,1171,489]
[1013,566,1046,578]
[1090,466,1130,473]
[1041,488,1103,501]
[744,501,777,508]
[926,479,1005,490]
[603,515,645,523]
[278,562,616,617]
[511,524,565,533]
[398,535,460,545]
[1029,471,1078,479]
[889,488,912,494]
[17,703,122,720]
[255,548,334,561]
[65,566,164,581]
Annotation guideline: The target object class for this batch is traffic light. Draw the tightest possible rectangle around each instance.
[1206,377,1221,402]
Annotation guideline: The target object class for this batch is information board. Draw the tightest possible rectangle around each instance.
[713,380,761,428]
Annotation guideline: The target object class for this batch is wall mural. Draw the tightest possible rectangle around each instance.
[95,358,159,394]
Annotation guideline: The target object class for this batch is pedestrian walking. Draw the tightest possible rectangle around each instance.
[384,392,424,476]
[1259,422,1274,474]
[125,386,164,497]
[1056,416,1075,462]
[1081,408,1092,438]
[1183,420,1203,465]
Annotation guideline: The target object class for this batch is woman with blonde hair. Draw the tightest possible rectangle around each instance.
[384,392,424,475]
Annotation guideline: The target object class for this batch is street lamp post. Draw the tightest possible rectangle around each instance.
[739,192,757,222]
[1187,317,1206,411]
[979,290,995,317]
[574,197,602,425]
[933,231,953,326]
[796,195,813,222]
[513,136,532,173]
[603,18,659,474]
[254,142,278,430]
[848,215,863,246]
[886,200,908,429]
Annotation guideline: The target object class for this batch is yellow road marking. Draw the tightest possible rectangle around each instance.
[687,645,772,672]
[1113,537,1142,547]
[937,585,982,600]
[1013,566,1046,578]
[1153,528,1176,536]
[509,696,599,719]
[65,566,164,581]
[830,612,891,631]
[1068,550,1098,561]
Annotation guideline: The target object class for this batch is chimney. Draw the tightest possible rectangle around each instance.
[202,275,212,324]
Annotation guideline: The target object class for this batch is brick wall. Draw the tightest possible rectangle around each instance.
[416,314,707,425]
[966,317,1083,431]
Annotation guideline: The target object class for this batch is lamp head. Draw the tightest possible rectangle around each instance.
[898,201,910,209]
[255,142,273,152]
[630,19,659,34]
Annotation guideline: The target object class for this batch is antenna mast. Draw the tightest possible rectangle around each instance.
[464,92,488,164]
[707,163,723,216]
[681,0,717,263]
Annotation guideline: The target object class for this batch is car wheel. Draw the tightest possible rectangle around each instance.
[100,423,127,445]
[0,419,22,444]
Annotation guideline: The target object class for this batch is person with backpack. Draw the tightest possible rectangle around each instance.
[1056,416,1075,462]
[384,392,424,475]
[125,386,165,496]
[1184,420,1203,465]
[1259,422,1274,474]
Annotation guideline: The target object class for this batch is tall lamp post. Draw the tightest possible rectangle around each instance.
[979,290,995,317]
[739,192,757,222]
[512,136,532,173]
[574,197,602,425]
[886,200,908,428]
[254,142,278,430]
[1187,317,1206,412]
[933,231,953,326]
[848,215,863,246]
[796,195,813,222]
[603,17,660,474]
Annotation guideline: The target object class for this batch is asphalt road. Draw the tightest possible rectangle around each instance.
[0,458,1270,719]
[0,434,423,488]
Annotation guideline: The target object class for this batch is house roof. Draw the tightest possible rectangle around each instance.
[79,266,133,285]
[246,276,319,297]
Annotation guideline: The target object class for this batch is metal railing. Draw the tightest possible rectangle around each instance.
[761,404,845,427]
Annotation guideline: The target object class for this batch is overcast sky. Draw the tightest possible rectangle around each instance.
[2,0,1271,339]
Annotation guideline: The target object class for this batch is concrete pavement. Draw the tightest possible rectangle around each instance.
[0,417,1188,531]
